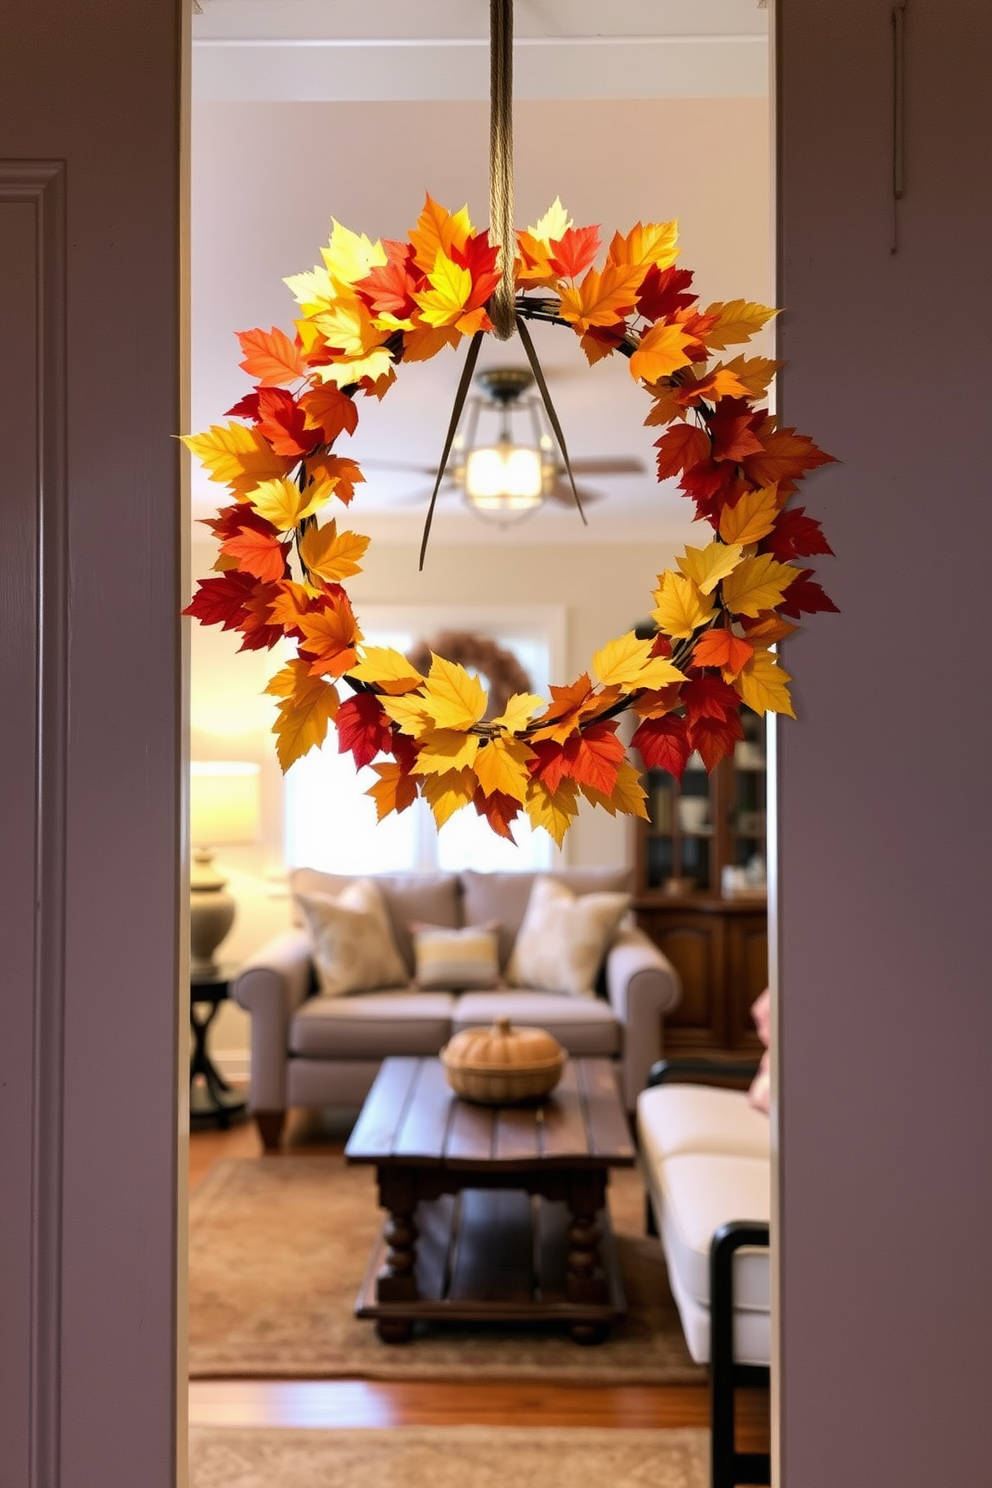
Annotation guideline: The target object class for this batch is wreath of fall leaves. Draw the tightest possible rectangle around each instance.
[184,195,836,846]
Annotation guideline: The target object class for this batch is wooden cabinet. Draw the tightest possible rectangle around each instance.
[633,711,768,1058]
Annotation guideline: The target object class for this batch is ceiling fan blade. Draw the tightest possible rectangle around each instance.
[564,456,646,476]
[545,480,605,506]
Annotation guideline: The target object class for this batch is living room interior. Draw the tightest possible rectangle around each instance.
[6,2,990,1487]
[186,2,774,1482]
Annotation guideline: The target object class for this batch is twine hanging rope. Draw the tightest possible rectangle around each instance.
[489,0,516,340]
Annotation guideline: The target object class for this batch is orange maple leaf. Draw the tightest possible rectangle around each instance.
[557,262,644,333]
[299,383,359,444]
[219,527,289,584]
[236,326,307,387]
[367,760,419,821]
[305,454,365,505]
[691,628,755,678]
[408,195,471,275]
[296,596,362,678]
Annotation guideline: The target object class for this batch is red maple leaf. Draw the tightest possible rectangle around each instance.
[452,230,502,309]
[777,569,839,618]
[564,720,626,796]
[225,391,261,421]
[707,399,766,464]
[742,414,836,494]
[688,712,744,772]
[182,570,255,631]
[238,582,288,652]
[529,739,570,793]
[335,692,394,769]
[548,224,601,280]
[679,460,742,523]
[655,422,710,480]
[201,500,275,544]
[255,387,319,459]
[760,506,834,560]
[473,787,520,842]
[355,239,421,319]
[637,264,696,322]
[681,675,742,724]
[631,714,691,780]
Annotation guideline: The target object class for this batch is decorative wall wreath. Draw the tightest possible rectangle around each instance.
[184,190,836,845]
[405,632,533,723]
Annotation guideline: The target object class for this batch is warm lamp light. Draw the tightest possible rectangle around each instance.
[188,761,261,975]
[453,368,555,523]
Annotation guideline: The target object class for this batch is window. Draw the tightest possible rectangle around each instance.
[284,607,566,875]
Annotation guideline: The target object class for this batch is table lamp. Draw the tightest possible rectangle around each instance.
[189,760,261,974]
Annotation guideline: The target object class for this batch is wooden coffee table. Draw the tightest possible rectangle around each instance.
[344,1055,636,1343]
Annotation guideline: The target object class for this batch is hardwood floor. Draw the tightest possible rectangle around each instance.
[187,1103,769,1447]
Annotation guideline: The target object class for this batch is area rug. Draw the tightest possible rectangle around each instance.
[188,1424,708,1488]
[188,1156,701,1383]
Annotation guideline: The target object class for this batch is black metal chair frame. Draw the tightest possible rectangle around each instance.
[645,1059,771,1488]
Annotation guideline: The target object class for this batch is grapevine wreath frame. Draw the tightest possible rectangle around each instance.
[184,197,836,846]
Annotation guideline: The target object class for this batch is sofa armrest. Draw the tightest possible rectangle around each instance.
[230,928,313,1111]
[605,926,682,1109]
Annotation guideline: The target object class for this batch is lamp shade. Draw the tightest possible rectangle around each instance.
[190,761,261,846]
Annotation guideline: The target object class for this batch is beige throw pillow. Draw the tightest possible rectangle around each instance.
[294,878,409,997]
[506,876,631,998]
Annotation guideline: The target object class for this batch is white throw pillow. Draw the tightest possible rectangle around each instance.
[411,922,501,990]
[506,876,631,998]
[294,878,409,997]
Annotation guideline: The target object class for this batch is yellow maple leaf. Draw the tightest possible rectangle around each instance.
[413,728,481,776]
[607,220,679,273]
[702,299,778,351]
[401,323,462,362]
[284,264,336,318]
[579,760,650,821]
[557,262,644,332]
[735,648,796,718]
[527,198,572,244]
[629,321,696,384]
[721,353,783,398]
[299,519,370,583]
[721,554,797,618]
[421,766,477,828]
[408,195,472,275]
[380,692,433,738]
[349,647,424,696]
[319,219,386,289]
[718,485,783,546]
[489,692,545,734]
[677,541,745,595]
[474,734,535,805]
[593,630,685,689]
[418,655,487,731]
[183,423,290,497]
[524,776,580,847]
[247,476,327,530]
[414,252,473,329]
[366,761,419,821]
[652,572,717,639]
[264,660,340,771]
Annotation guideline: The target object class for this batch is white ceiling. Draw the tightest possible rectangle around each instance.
[191,0,770,546]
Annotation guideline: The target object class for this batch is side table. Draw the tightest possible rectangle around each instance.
[190,964,247,1127]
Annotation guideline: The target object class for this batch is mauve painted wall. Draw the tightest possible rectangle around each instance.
[776,1,992,1483]
[0,1,184,1484]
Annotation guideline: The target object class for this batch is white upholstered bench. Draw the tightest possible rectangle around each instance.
[637,1062,771,1488]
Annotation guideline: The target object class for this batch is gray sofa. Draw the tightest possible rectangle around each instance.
[232,866,682,1150]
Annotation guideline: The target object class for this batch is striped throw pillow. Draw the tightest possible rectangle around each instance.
[411,923,500,991]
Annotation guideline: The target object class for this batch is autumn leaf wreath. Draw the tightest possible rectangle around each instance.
[184,196,836,846]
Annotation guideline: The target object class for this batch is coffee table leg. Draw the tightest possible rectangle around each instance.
[566,1172,610,1342]
[375,1169,418,1342]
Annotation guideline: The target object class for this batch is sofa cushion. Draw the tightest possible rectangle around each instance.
[294,879,409,997]
[290,991,455,1059]
[452,990,620,1057]
[412,923,501,990]
[461,866,631,969]
[637,1084,770,1165]
[657,1152,771,1315]
[506,876,631,997]
[290,868,461,975]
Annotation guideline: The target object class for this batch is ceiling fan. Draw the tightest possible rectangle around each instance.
[363,367,646,520]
